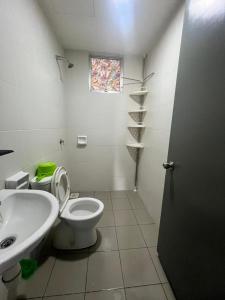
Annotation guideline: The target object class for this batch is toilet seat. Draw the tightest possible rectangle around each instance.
[60,197,104,221]
[51,167,104,222]
[51,166,104,249]
[51,167,71,213]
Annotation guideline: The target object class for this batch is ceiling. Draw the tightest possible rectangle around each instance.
[38,0,182,55]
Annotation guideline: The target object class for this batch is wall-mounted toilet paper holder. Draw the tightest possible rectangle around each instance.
[77,136,87,146]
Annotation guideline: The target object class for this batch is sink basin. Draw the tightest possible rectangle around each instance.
[0,189,59,274]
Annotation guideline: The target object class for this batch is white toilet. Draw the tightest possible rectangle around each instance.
[31,166,104,249]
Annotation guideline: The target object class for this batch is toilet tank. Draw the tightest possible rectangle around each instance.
[5,171,29,189]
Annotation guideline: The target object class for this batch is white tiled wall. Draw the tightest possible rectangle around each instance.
[138,4,185,225]
[0,0,66,189]
[64,50,143,191]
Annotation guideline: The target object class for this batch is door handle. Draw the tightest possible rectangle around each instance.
[163,161,175,170]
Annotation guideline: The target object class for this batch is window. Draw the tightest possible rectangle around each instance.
[90,57,122,93]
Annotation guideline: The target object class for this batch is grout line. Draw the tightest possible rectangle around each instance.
[112,206,132,211]
[132,208,140,224]
[126,191,162,286]
[137,225,161,286]
[41,282,167,299]
[138,222,149,247]
[109,194,113,211]
[85,287,125,295]
[88,246,147,253]
[147,247,165,284]
[97,222,155,229]
[125,282,167,290]
[42,256,57,298]
[42,291,85,299]
[96,225,116,229]
[84,250,90,298]
[110,192,127,300]
[161,283,170,300]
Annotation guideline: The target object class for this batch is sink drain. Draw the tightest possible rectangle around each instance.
[0,236,16,249]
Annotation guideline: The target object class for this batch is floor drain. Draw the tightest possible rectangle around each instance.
[0,236,16,249]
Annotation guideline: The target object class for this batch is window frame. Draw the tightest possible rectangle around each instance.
[89,55,123,94]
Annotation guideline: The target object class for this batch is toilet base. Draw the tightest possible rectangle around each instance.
[52,220,98,250]
[73,228,97,249]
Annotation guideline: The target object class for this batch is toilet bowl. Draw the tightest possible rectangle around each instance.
[31,166,104,250]
[59,197,104,249]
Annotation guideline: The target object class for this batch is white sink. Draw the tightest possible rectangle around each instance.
[0,189,59,274]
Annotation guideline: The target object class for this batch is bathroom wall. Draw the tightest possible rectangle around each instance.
[64,50,143,191]
[0,0,66,190]
[138,4,185,225]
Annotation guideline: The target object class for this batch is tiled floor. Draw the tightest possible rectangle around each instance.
[17,191,176,300]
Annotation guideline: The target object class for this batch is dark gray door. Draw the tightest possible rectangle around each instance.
[157,1,225,299]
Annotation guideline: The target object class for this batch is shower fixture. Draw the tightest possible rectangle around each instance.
[55,55,74,68]
[55,54,74,81]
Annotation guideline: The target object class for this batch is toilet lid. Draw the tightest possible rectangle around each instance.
[51,167,70,213]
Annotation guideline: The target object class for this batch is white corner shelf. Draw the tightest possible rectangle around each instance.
[129,90,148,96]
[127,143,144,149]
[128,108,147,113]
[128,124,145,128]
[127,86,149,189]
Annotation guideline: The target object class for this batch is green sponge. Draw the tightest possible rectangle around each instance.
[36,161,57,182]
[20,259,38,280]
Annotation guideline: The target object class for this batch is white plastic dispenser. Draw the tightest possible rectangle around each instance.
[5,171,29,189]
